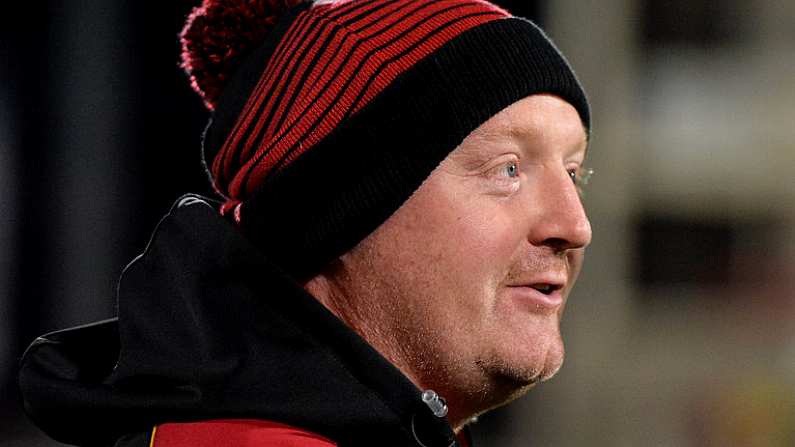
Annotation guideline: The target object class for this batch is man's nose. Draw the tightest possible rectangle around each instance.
[527,169,592,252]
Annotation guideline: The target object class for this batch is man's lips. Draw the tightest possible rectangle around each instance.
[505,278,566,311]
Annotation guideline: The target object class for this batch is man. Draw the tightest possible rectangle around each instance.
[20,1,591,446]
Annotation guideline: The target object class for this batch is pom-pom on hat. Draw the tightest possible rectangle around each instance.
[181,0,590,280]
[181,0,305,110]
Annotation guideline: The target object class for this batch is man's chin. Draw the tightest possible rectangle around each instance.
[470,366,551,421]
[506,356,562,386]
[538,354,565,382]
[479,351,563,404]
[495,340,565,389]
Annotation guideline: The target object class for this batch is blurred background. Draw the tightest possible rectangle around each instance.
[1,1,793,445]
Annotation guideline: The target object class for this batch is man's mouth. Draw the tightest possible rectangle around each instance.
[529,283,561,295]
[505,279,566,311]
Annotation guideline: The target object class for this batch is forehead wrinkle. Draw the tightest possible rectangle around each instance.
[507,106,588,161]
[501,95,589,160]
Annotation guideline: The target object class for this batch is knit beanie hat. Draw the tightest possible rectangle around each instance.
[181,0,590,281]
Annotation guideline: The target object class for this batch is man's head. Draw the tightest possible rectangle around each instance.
[182,0,591,428]
[306,93,590,427]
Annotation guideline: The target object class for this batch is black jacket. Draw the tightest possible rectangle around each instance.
[19,196,464,447]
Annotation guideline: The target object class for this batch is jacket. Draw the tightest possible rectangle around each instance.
[19,195,468,447]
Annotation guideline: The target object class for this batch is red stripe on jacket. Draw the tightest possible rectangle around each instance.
[151,420,336,447]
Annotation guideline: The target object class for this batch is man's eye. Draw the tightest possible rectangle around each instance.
[502,162,519,178]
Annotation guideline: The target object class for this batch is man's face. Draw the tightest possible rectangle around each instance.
[319,94,590,421]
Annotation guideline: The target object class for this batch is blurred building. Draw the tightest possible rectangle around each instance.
[474,1,795,446]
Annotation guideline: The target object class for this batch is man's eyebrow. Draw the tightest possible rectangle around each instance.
[506,118,589,158]
[453,142,500,170]
[457,114,589,165]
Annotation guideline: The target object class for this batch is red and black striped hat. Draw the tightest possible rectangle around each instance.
[182,0,590,280]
